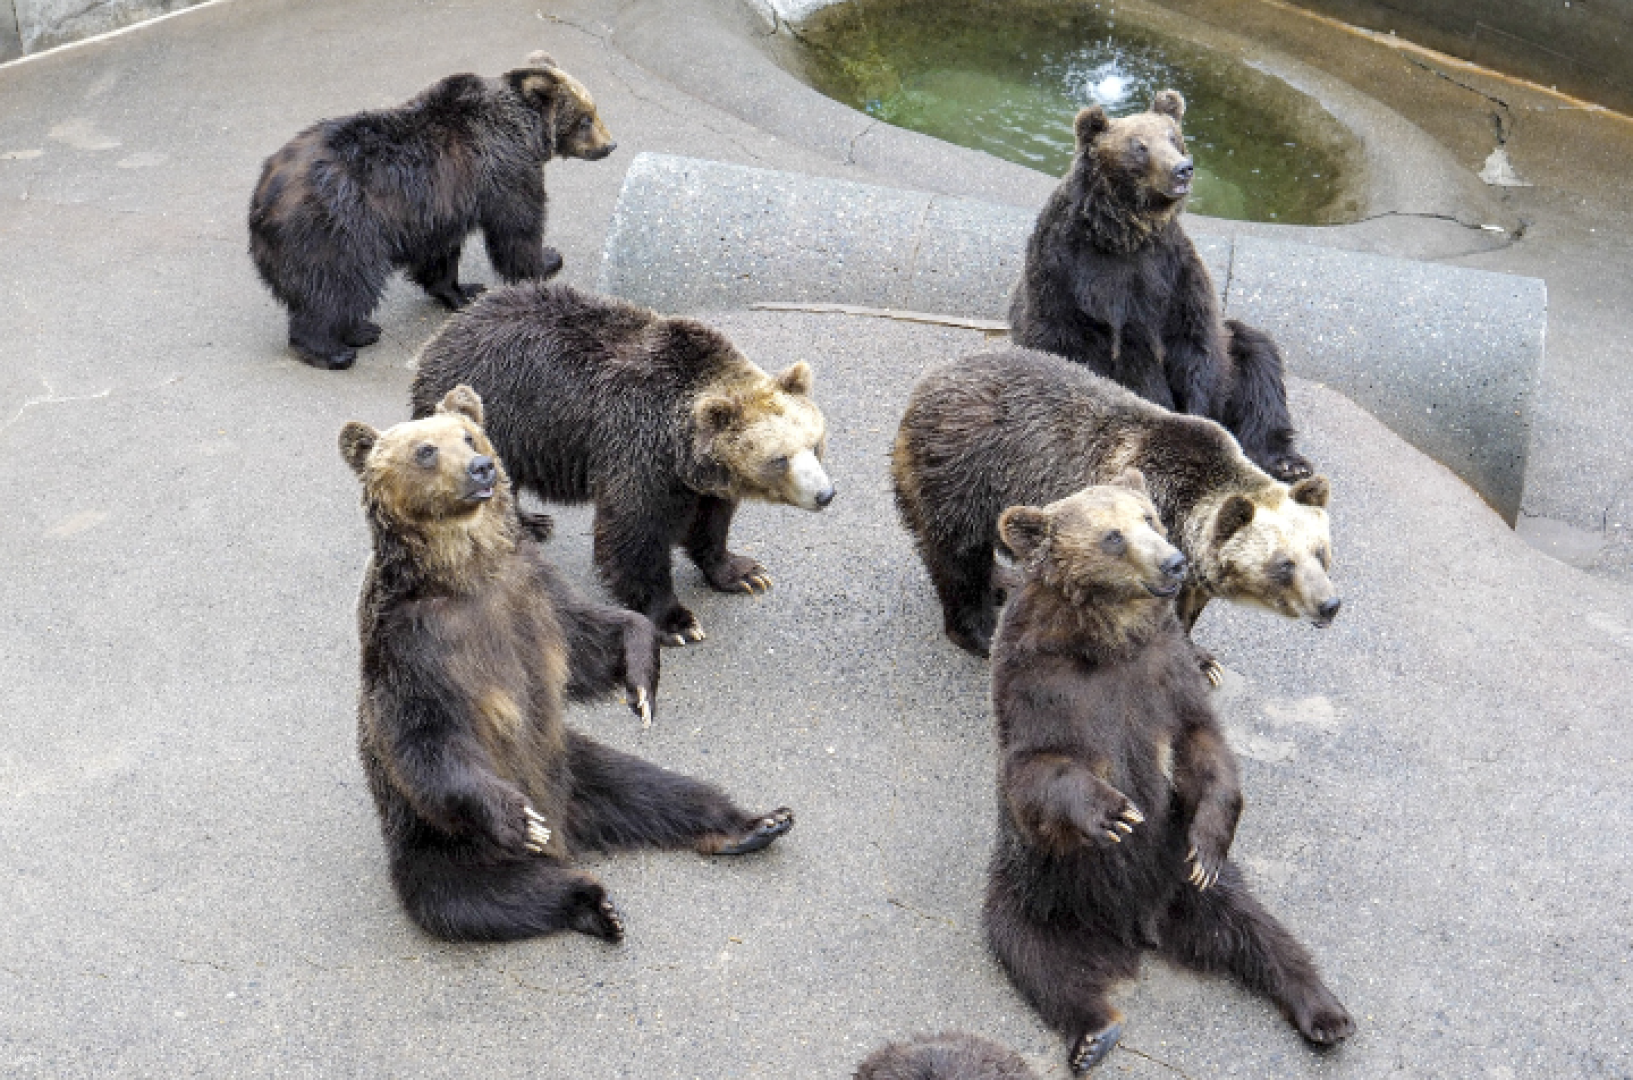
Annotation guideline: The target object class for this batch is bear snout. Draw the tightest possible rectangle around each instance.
[1170,159,1194,195]
[1313,597,1342,627]
[466,454,497,499]
[788,449,835,512]
[585,140,617,161]
[1160,551,1188,579]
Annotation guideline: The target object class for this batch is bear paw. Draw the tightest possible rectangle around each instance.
[1263,449,1315,483]
[715,807,795,855]
[1069,1022,1122,1072]
[1080,795,1144,847]
[572,895,625,944]
[658,608,706,648]
[1184,844,1223,892]
[1289,984,1355,1045]
[291,342,357,371]
[704,555,773,595]
[340,321,382,348]
[516,509,555,544]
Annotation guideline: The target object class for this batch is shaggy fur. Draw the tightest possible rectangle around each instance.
[250,53,615,370]
[855,1032,1038,1080]
[341,386,792,943]
[891,349,1338,660]
[410,283,834,646]
[984,479,1354,1073]
[1008,90,1311,481]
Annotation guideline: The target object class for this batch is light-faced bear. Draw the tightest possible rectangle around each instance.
[891,348,1337,667]
[410,282,834,646]
[340,386,793,942]
[250,52,615,370]
[855,1032,1038,1079]
[1008,89,1312,481]
[984,475,1354,1073]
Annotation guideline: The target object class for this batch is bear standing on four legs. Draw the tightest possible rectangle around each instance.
[340,386,793,942]
[892,349,1338,660]
[410,282,835,646]
[1008,90,1313,482]
[250,53,615,371]
[982,475,1354,1072]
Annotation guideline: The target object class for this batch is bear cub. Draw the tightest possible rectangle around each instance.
[892,349,1338,662]
[411,283,835,646]
[250,53,615,370]
[1008,90,1312,481]
[983,474,1353,1072]
[854,1032,1038,1080]
[341,386,792,942]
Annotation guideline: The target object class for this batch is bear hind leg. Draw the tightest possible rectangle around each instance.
[922,542,1001,657]
[288,308,358,371]
[1222,320,1312,482]
[408,244,485,311]
[985,884,1138,1072]
[563,730,793,857]
[1157,864,1354,1046]
[685,496,772,595]
[393,852,622,944]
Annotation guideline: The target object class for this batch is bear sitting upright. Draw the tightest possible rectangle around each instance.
[340,385,793,942]
[410,283,835,646]
[892,348,1338,661]
[1008,90,1311,482]
[984,474,1354,1073]
[250,52,615,371]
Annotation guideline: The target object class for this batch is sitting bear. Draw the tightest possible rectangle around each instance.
[891,348,1337,663]
[410,283,835,646]
[249,52,615,370]
[984,475,1354,1072]
[855,1032,1037,1079]
[1008,90,1311,482]
[340,385,793,942]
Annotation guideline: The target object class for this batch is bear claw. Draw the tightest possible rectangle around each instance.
[1069,1023,1122,1072]
[575,896,624,943]
[715,807,794,855]
[1185,845,1221,891]
[1202,658,1224,687]
[523,806,552,853]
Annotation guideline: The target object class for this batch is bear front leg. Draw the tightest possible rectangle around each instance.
[408,244,485,311]
[552,582,662,725]
[1004,752,1146,854]
[1177,585,1223,685]
[561,730,794,855]
[393,849,624,944]
[288,308,358,370]
[480,175,562,283]
[923,543,1002,657]
[985,875,1139,1072]
[685,495,772,594]
[594,497,704,646]
[1157,868,1355,1046]
[1170,722,1242,891]
[1222,320,1313,482]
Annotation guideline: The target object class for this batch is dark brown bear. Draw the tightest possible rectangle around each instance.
[892,349,1337,661]
[1008,90,1311,482]
[855,1032,1038,1079]
[340,386,793,942]
[250,53,615,371]
[410,283,834,646]
[984,475,1354,1072]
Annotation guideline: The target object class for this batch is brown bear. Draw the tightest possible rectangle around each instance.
[891,348,1337,664]
[1008,90,1312,482]
[249,52,615,371]
[340,386,793,942]
[984,475,1354,1072]
[410,282,835,646]
[855,1032,1038,1079]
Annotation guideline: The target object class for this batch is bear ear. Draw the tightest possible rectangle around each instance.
[999,505,1053,562]
[1290,475,1330,508]
[339,422,378,477]
[695,394,742,434]
[775,361,813,397]
[526,50,558,69]
[1074,106,1110,148]
[436,385,484,426]
[1111,467,1149,497]
[1151,89,1186,122]
[508,67,560,104]
[1213,494,1256,545]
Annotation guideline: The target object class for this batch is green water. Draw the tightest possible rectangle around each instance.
[793,0,1362,224]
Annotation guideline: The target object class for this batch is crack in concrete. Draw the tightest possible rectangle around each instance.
[901,194,935,286]
[175,956,232,972]
[1345,207,1525,242]
[3,378,111,432]
[886,896,956,928]
[844,119,878,166]
[1118,1043,1195,1078]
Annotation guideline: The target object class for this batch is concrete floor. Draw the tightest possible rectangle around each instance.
[1,0,1630,1076]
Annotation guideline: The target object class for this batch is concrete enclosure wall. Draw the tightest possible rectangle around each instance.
[1285,0,1633,113]
[1,0,210,59]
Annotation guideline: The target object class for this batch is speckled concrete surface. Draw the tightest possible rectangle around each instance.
[1,0,1630,1077]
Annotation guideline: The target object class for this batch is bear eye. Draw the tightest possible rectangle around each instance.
[464,432,475,448]
[1144,514,1157,529]
[1316,545,1331,570]
[1100,530,1126,555]
[770,455,790,472]
[1272,556,1296,584]
[414,444,438,467]
[578,116,593,131]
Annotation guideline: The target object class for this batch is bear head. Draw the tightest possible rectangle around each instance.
[508,52,617,161]
[340,385,507,532]
[999,470,1188,607]
[1204,475,1340,626]
[694,358,835,512]
[1068,90,1194,248]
